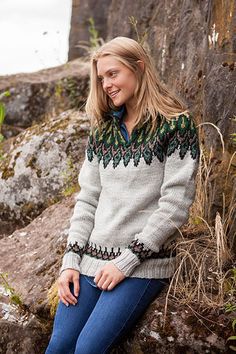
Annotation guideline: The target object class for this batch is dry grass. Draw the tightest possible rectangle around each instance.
[166,217,233,309]
[165,122,236,318]
[47,281,59,318]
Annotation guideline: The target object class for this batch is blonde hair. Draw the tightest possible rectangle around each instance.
[85,36,189,132]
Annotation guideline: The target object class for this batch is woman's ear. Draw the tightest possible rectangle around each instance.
[137,60,145,72]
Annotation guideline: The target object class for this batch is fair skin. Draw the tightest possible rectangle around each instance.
[58,56,143,306]
[97,55,143,136]
[58,263,125,306]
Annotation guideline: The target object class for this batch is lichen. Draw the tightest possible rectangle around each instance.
[0,150,21,180]
[1,167,14,180]
[25,155,37,168]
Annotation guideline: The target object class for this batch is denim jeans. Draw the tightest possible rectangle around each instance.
[45,274,168,354]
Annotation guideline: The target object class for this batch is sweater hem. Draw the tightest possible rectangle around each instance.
[79,254,176,279]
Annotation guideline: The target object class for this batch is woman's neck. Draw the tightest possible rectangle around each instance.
[124,104,137,124]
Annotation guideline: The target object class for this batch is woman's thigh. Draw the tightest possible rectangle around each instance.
[75,277,168,354]
[45,275,101,354]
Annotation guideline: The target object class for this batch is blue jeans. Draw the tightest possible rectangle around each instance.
[45,274,168,354]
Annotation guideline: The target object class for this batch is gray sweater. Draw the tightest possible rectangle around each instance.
[61,111,200,279]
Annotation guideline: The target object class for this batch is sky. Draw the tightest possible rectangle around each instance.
[0,0,72,76]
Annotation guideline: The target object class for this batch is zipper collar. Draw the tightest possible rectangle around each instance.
[110,105,126,122]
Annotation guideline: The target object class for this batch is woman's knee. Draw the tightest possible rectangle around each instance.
[75,334,111,354]
[45,334,75,354]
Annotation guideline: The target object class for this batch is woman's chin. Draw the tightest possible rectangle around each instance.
[112,98,124,107]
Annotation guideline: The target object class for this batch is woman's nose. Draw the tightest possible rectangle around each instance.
[102,78,112,91]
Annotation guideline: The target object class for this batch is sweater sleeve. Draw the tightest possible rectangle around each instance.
[112,114,200,276]
[60,131,101,274]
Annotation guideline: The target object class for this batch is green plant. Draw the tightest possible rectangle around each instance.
[0,90,10,142]
[224,268,236,297]
[230,115,236,145]
[55,82,63,99]
[224,268,236,351]
[227,319,236,351]
[128,16,148,46]
[77,17,104,56]
[88,17,100,49]
[0,272,23,307]
[225,303,236,312]
[65,78,81,109]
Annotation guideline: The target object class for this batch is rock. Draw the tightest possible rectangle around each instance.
[112,295,231,354]
[203,52,236,155]
[0,302,49,354]
[0,195,73,315]
[0,196,74,353]
[0,59,90,132]
[0,110,89,235]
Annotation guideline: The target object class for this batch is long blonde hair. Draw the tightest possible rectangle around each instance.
[85,36,189,131]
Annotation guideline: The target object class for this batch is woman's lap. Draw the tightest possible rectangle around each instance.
[45,275,168,354]
[45,275,101,354]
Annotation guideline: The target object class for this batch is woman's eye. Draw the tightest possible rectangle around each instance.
[110,72,117,77]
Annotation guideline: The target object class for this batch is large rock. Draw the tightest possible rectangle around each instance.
[0,302,49,354]
[0,60,90,135]
[0,196,74,353]
[0,196,74,317]
[0,110,89,235]
[203,52,236,154]
[0,197,233,353]
[113,296,232,354]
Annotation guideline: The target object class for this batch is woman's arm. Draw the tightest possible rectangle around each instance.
[60,132,102,274]
[111,114,200,276]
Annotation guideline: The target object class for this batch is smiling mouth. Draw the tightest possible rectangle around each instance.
[109,90,120,98]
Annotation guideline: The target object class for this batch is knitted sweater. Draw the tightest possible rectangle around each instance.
[60,110,200,279]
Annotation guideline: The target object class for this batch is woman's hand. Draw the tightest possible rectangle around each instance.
[57,268,80,306]
[94,262,125,291]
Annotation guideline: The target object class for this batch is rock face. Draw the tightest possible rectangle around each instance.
[0,110,89,236]
[69,0,236,154]
[0,196,73,317]
[114,298,231,354]
[0,196,74,353]
[0,308,49,354]
[0,60,89,135]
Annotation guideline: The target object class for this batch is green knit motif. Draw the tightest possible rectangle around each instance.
[87,114,199,168]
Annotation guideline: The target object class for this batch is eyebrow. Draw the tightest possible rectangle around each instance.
[97,67,118,78]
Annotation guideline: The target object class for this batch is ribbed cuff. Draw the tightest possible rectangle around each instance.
[59,252,81,275]
[111,249,140,276]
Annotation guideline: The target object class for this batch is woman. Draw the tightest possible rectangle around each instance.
[46,36,199,354]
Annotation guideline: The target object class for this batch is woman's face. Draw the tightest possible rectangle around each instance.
[96,56,138,108]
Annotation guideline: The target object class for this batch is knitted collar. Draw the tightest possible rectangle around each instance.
[109,105,126,122]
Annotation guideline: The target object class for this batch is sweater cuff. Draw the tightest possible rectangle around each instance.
[111,249,140,276]
[59,252,81,275]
